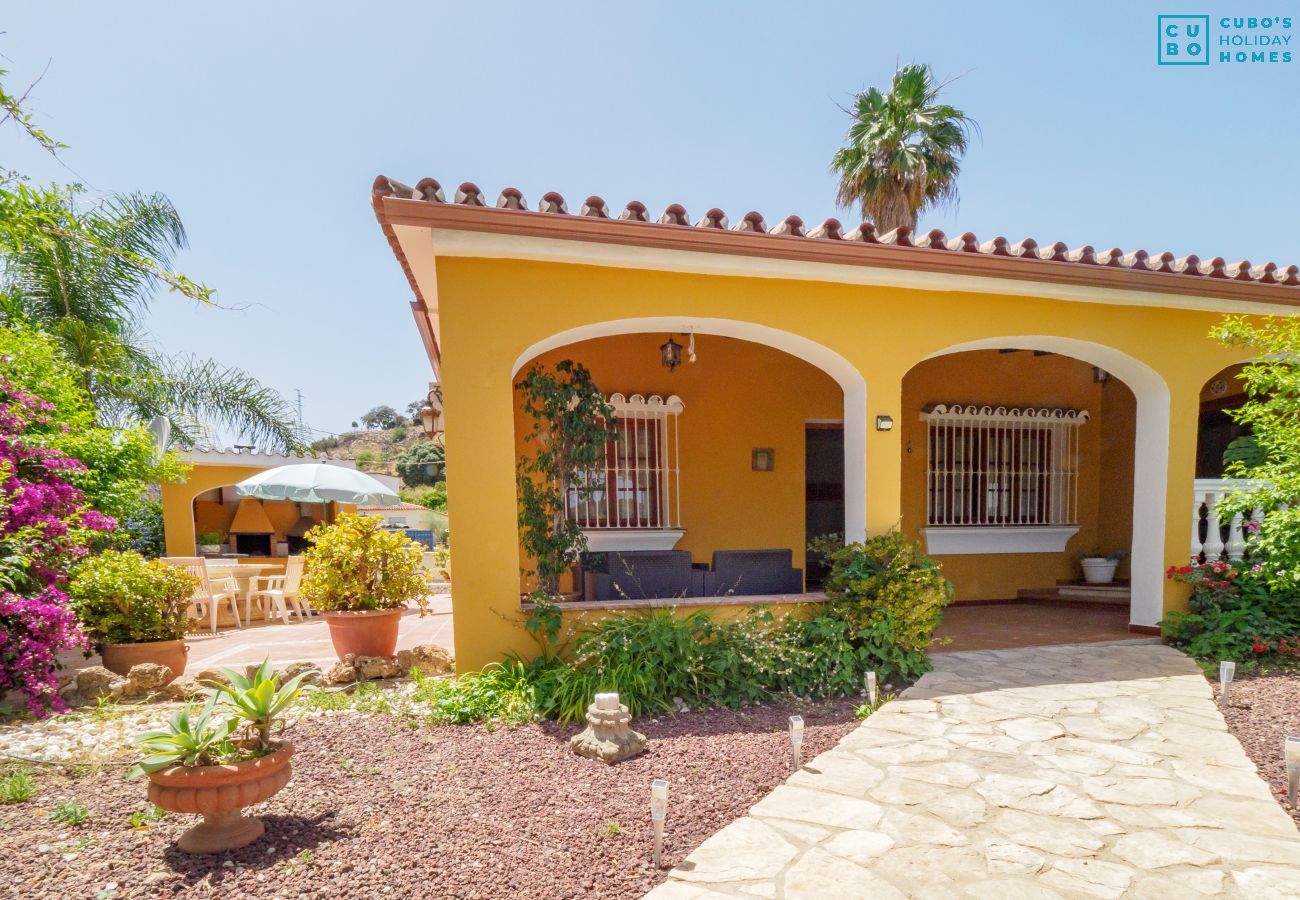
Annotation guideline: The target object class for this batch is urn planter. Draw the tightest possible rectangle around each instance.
[1080,557,1120,584]
[100,639,188,683]
[322,608,402,659]
[147,743,294,854]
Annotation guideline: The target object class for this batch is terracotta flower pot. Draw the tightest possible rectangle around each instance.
[101,639,188,682]
[322,608,402,658]
[147,743,294,854]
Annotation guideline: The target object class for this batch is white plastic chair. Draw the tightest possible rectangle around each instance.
[249,556,307,623]
[166,557,241,633]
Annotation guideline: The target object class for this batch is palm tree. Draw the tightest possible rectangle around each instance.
[0,188,305,452]
[830,64,977,235]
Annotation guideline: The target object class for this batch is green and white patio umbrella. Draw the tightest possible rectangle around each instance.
[235,463,399,507]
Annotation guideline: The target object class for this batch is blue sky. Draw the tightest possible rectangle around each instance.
[5,2,1297,439]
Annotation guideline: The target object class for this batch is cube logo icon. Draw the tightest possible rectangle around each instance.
[1159,15,1211,65]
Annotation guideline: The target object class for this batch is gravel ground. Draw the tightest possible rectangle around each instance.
[0,699,860,899]
[1218,670,1300,830]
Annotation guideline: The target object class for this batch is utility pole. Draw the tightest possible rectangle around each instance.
[294,388,305,429]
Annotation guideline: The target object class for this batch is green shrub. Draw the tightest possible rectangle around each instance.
[68,550,198,645]
[298,514,431,612]
[809,532,952,652]
[1162,559,1300,663]
[410,661,537,725]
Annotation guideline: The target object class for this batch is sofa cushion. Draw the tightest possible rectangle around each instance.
[711,549,803,595]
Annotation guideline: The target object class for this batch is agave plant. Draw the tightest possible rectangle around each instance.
[208,659,311,748]
[128,694,237,779]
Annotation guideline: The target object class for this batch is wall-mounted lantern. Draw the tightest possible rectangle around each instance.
[660,335,683,371]
[419,383,444,441]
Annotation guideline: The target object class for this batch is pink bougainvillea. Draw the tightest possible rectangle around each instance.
[0,380,114,716]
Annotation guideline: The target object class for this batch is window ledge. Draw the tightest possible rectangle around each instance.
[921,525,1079,555]
[581,529,684,551]
[521,591,827,613]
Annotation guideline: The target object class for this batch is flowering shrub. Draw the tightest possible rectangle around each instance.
[0,380,116,716]
[1162,558,1300,663]
[298,513,431,612]
[68,550,197,645]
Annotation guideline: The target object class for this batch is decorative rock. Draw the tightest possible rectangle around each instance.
[396,644,454,676]
[162,675,205,701]
[195,669,231,687]
[354,655,403,680]
[569,692,646,764]
[119,663,173,699]
[325,657,358,685]
[280,661,324,686]
[58,666,122,706]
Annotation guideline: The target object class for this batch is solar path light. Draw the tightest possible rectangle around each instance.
[1218,661,1236,708]
[866,671,879,707]
[1286,736,1300,808]
[650,779,669,867]
[789,715,805,771]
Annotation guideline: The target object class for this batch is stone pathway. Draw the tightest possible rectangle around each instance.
[646,642,1300,899]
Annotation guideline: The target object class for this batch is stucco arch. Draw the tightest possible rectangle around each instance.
[512,316,869,542]
[919,336,1170,627]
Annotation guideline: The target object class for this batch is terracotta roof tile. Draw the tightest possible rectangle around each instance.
[371,176,1300,301]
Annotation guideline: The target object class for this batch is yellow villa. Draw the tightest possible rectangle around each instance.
[371,175,1293,670]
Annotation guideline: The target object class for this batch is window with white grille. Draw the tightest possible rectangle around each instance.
[567,394,683,530]
[922,405,1087,528]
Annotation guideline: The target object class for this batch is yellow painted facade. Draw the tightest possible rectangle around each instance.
[424,255,1250,669]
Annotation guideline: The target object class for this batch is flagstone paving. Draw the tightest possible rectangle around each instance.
[645,642,1300,899]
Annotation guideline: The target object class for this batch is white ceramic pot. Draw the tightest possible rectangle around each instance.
[1080,558,1119,584]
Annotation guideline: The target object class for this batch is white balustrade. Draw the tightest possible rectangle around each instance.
[1191,478,1265,562]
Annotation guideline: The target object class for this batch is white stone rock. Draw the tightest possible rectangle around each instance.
[750,785,883,830]
[1111,832,1219,868]
[822,829,895,866]
[782,848,906,900]
[669,818,798,883]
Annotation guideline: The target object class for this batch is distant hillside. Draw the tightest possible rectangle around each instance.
[310,426,424,477]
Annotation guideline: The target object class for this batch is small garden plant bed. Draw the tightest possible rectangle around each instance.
[1,698,860,898]
[1216,670,1300,830]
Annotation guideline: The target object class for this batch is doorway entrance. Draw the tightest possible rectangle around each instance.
[805,424,844,589]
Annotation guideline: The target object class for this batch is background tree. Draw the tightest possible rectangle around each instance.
[397,441,445,486]
[0,186,304,452]
[1214,315,1300,589]
[830,64,977,234]
[360,404,402,430]
[406,399,426,425]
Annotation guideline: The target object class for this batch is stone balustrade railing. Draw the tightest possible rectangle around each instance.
[1191,478,1268,562]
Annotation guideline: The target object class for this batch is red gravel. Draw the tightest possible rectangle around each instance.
[1217,670,1300,829]
[0,699,860,899]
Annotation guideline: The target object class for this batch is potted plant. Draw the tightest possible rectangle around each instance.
[130,659,309,853]
[298,513,431,658]
[68,550,199,681]
[195,530,226,557]
[1077,549,1127,584]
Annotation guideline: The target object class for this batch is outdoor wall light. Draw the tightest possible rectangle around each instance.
[1285,736,1300,807]
[789,715,805,770]
[420,383,444,439]
[1093,366,1110,385]
[660,335,683,371]
[875,415,894,431]
[1219,660,1236,707]
[650,778,669,866]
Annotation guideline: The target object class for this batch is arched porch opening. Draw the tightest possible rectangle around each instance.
[511,317,866,600]
[910,336,1170,630]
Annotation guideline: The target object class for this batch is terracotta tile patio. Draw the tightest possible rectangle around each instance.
[933,602,1134,653]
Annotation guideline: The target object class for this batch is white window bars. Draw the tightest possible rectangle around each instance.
[567,394,684,530]
[921,404,1088,528]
